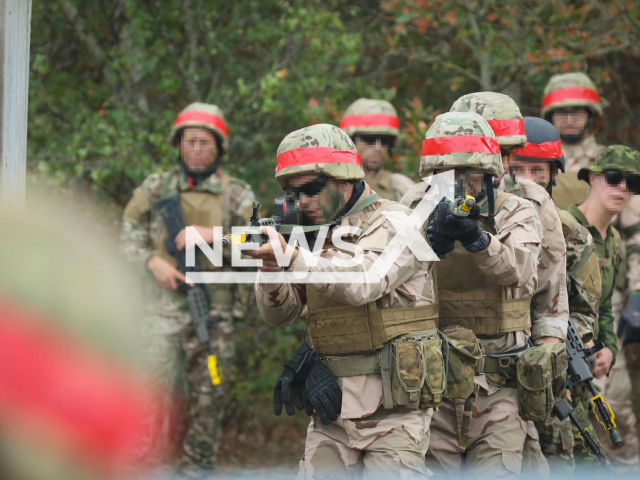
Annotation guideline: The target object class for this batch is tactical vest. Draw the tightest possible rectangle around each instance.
[367,170,393,200]
[151,171,229,272]
[307,201,439,356]
[436,192,532,337]
[553,171,591,211]
[558,210,602,302]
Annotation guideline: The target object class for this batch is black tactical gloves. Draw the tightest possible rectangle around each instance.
[305,358,343,425]
[431,201,483,245]
[274,343,342,425]
[426,222,455,257]
[618,293,640,346]
[274,342,315,416]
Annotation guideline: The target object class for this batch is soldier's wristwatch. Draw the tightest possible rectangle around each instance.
[463,232,489,253]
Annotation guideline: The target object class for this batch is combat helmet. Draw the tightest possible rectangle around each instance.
[339,98,400,138]
[168,102,230,154]
[275,123,364,187]
[578,145,640,189]
[421,112,503,222]
[450,92,526,149]
[515,117,566,195]
[541,72,603,119]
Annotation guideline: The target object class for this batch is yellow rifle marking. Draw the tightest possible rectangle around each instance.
[591,393,617,429]
[208,354,223,386]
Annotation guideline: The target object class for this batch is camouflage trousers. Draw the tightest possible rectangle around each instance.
[591,346,640,473]
[142,317,235,477]
[528,416,573,477]
[297,407,433,479]
[426,387,531,478]
[626,343,640,447]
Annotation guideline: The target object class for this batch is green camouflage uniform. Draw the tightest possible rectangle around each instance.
[565,146,640,468]
[121,103,256,476]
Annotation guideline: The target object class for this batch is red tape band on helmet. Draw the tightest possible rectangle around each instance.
[276,147,362,173]
[487,118,525,137]
[422,136,500,155]
[517,140,564,159]
[339,114,400,130]
[542,87,601,109]
[174,111,229,136]
[0,297,159,468]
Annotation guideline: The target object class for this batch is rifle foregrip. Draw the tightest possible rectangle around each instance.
[187,287,211,344]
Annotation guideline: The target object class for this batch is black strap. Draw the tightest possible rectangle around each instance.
[485,173,495,225]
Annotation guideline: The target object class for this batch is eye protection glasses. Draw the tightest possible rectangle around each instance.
[355,134,395,148]
[287,176,328,199]
[603,169,640,194]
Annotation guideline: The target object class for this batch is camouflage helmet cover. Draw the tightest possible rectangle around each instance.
[450,92,526,148]
[275,123,364,186]
[420,112,504,177]
[169,102,230,154]
[578,145,640,184]
[339,98,400,137]
[541,72,603,118]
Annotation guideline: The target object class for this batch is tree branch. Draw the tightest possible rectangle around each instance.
[182,0,202,100]
[62,1,106,65]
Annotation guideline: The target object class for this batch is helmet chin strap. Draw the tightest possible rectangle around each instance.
[483,173,496,225]
[178,155,219,185]
[546,165,556,196]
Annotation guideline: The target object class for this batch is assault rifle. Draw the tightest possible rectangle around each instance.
[552,318,621,469]
[154,194,223,394]
[565,318,621,447]
[222,193,325,248]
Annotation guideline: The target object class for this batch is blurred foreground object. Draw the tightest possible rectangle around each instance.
[0,190,166,479]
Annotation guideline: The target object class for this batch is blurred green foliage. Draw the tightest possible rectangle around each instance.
[27,0,640,462]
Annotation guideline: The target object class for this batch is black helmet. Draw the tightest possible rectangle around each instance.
[515,117,566,172]
[514,117,566,196]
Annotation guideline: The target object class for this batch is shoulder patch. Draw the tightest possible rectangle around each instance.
[142,171,174,202]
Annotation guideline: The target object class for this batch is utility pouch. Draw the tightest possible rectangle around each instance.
[419,331,446,409]
[547,343,568,404]
[516,343,565,422]
[389,330,444,410]
[441,325,483,400]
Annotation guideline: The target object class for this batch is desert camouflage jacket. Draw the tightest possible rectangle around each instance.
[401,181,544,355]
[255,184,437,418]
[502,177,570,343]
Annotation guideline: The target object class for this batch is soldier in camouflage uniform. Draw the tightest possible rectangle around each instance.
[340,98,415,201]
[121,103,256,476]
[544,74,640,469]
[246,123,439,478]
[451,93,570,478]
[510,116,604,474]
[402,112,567,478]
[566,146,640,468]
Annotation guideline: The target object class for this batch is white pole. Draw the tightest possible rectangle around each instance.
[0,0,32,208]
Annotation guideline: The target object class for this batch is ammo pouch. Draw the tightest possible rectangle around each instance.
[387,330,445,410]
[515,343,568,422]
[440,325,484,400]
